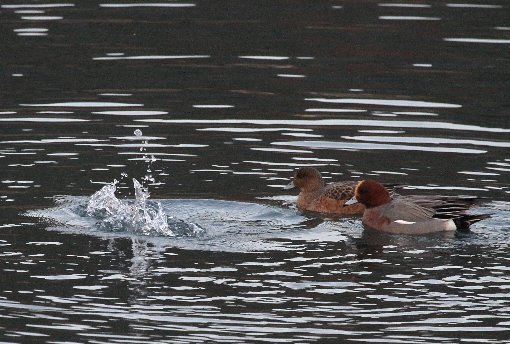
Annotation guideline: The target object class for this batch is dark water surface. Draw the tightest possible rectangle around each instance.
[1,1,510,343]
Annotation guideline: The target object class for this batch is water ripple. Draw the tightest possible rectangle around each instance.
[444,38,510,44]
[305,98,462,108]
[20,101,143,107]
[0,117,89,123]
[343,136,510,148]
[93,55,210,61]
[272,140,487,154]
[138,119,510,133]
[379,16,441,21]
[99,3,196,8]
[1,4,75,9]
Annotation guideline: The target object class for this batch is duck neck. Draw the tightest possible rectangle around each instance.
[304,178,324,193]
[297,189,322,208]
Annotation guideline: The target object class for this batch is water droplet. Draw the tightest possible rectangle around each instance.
[85,178,186,237]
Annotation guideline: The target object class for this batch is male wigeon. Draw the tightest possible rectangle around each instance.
[345,179,488,234]
[284,167,365,215]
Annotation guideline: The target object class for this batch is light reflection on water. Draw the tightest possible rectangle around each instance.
[3,202,510,343]
[1,0,510,342]
[20,101,144,107]
[272,140,487,154]
[138,118,510,133]
[99,3,197,8]
[93,54,210,61]
[379,16,442,21]
[305,97,462,108]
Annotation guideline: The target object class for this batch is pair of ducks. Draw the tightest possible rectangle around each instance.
[284,167,487,235]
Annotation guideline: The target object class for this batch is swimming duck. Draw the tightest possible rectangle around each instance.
[345,179,488,234]
[284,167,365,215]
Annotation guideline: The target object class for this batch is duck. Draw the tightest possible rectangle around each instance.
[283,167,366,215]
[344,179,488,234]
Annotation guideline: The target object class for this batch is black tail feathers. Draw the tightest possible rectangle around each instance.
[453,214,491,232]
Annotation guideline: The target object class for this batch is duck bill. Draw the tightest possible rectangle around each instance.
[344,196,359,206]
[283,180,296,190]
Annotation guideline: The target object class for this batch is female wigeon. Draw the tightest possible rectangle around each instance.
[345,179,488,234]
[284,167,365,215]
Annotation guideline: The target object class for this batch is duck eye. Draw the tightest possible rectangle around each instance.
[358,187,366,195]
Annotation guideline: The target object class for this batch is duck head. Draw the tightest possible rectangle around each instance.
[284,167,324,192]
[345,179,391,208]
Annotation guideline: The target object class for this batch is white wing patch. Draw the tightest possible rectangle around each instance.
[394,219,416,225]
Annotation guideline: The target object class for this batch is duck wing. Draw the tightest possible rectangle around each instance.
[394,194,489,231]
[322,181,358,201]
[402,194,484,218]
[383,196,436,222]
[322,181,398,201]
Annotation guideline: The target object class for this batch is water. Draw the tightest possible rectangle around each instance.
[1,0,510,342]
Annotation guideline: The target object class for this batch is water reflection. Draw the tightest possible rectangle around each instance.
[2,0,510,342]
[446,4,503,9]
[93,110,168,116]
[0,117,89,122]
[4,201,510,342]
[277,73,306,78]
[239,56,290,60]
[20,15,63,20]
[20,101,143,107]
[14,28,48,36]
[343,135,510,148]
[305,97,462,108]
[140,118,510,133]
[99,3,196,8]
[273,140,486,154]
[1,4,75,9]
[93,54,210,61]
[192,104,234,108]
[305,108,366,113]
[379,16,441,21]
[444,38,510,44]
[378,4,432,8]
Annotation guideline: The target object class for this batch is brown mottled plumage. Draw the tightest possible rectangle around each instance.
[284,167,365,215]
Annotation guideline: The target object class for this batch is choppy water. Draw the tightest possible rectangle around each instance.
[1,1,510,343]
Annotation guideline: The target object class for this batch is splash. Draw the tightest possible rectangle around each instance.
[86,178,170,235]
[27,128,203,238]
[135,128,157,185]
[85,178,202,237]
[85,128,174,236]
